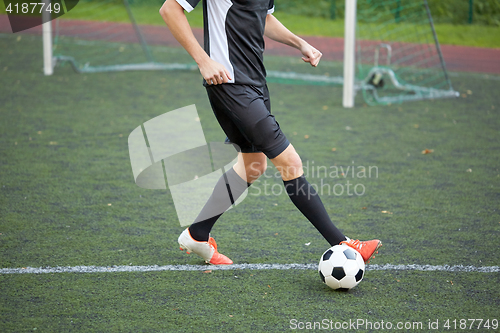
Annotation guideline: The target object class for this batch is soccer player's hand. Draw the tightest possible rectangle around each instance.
[198,58,232,85]
[300,44,322,67]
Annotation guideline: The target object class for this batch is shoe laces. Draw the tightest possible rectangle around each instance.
[343,239,364,249]
[208,237,218,251]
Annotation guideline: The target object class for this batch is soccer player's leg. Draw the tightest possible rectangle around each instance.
[271,145,382,263]
[178,164,247,265]
[178,153,267,265]
[178,85,269,264]
[233,152,267,184]
[271,144,347,246]
[211,85,382,263]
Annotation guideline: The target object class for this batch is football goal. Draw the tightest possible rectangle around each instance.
[42,0,459,107]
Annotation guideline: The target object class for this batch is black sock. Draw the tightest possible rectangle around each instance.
[284,175,346,246]
[188,168,249,242]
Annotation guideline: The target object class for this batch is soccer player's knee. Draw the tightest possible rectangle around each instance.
[273,147,302,180]
[286,154,303,178]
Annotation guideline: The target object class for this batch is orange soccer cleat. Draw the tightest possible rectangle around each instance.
[178,228,233,265]
[340,238,382,263]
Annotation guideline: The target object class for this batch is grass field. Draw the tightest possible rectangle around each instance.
[1,32,500,332]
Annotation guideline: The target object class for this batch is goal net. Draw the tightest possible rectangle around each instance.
[44,0,458,106]
[352,0,459,106]
[46,0,197,73]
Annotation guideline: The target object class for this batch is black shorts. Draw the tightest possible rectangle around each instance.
[206,84,290,159]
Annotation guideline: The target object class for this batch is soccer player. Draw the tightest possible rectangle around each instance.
[160,0,381,265]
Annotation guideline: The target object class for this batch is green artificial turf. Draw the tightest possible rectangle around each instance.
[1,34,499,332]
[1,271,498,332]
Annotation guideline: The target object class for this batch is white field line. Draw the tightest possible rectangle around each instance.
[0,264,498,274]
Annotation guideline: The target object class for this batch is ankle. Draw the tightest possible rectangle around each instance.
[188,226,209,242]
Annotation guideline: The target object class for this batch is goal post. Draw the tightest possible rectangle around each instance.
[342,0,357,108]
[42,0,54,76]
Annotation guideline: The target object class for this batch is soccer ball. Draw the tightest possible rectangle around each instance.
[318,245,365,290]
[368,71,385,88]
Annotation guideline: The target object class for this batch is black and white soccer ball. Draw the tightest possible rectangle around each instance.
[318,245,365,290]
[368,71,385,88]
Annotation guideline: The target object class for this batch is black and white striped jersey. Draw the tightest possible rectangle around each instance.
[176,0,275,86]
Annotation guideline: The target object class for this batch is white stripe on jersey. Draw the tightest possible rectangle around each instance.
[268,6,275,15]
[207,0,235,83]
[175,0,195,13]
